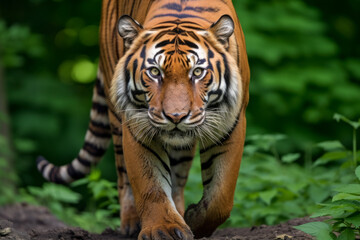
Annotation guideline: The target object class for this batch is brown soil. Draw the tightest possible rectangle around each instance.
[0,203,316,240]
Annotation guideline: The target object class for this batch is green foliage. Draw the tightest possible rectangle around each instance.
[296,114,360,239]
[0,21,44,67]
[19,169,120,233]
[294,222,337,240]
[71,168,120,214]
[233,0,360,147]
[221,134,335,227]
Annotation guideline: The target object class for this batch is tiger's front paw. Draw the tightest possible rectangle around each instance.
[139,224,193,240]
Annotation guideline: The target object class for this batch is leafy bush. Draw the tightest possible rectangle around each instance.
[222,134,334,227]
[295,114,360,239]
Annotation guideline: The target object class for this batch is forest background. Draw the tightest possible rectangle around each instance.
[0,0,360,234]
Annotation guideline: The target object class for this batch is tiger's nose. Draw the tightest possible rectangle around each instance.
[163,111,189,124]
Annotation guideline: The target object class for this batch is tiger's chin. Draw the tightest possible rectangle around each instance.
[158,130,196,147]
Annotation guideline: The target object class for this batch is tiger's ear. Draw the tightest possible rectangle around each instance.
[210,15,234,49]
[118,15,143,48]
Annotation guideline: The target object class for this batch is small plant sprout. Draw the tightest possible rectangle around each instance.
[333,113,360,168]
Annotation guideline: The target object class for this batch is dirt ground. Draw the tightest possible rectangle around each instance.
[0,203,316,240]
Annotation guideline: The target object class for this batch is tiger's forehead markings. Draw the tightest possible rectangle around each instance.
[160,3,220,14]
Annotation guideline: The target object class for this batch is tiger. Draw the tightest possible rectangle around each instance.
[36,0,250,239]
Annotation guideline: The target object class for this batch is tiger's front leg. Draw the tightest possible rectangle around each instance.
[122,125,194,240]
[185,112,247,238]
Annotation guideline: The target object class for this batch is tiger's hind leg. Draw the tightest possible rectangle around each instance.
[109,111,140,237]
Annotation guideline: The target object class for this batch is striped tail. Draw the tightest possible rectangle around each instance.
[37,71,112,184]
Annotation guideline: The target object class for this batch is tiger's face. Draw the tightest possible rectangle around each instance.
[111,15,242,147]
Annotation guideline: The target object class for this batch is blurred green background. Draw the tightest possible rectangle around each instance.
[0,0,360,231]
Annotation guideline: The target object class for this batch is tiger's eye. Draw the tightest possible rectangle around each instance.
[193,68,203,77]
[150,67,160,77]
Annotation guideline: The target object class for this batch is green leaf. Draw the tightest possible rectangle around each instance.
[281,153,300,163]
[355,166,360,181]
[346,213,360,228]
[294,222,332,238]
[334,184,360,196]
[71,178,89,187]
[311,205,346,218]
[337,228,355,240]
[259,189,278,205]
[332,193,360,202]
[334,113,360,129]
[42,183,82,203]
[317,141,345,151]
[314,151,349,166]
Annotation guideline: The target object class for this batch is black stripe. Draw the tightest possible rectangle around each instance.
[159,20,203,26]
[221,53,231,88]
[151,25,175,30]
[201,151,226,170]
[91,120,110,129]
[77,156,92,167]
[151,14,211,23]
[181,25,205,30]
[83,142,106,157]
[183,40,198,49]
[155,39,172,48]
[153,30,171,42]
[67,163,85,180]
[48,166,56,181]
[114,144,123,155]
[37,157,48,173]
[132,59,138,90]
[95,78,106,97]
[170,156,193,166]
[110,123,122,136]
[49,167,65,184]
[184,6,219,13]
[203,177,213,186]
[92,102,108,114]
[117,166,127,173]
[216,60,222,89]
[161,3,182,12]
[205,75,213,87]
[88,127,112,138]
[143,145,171,177]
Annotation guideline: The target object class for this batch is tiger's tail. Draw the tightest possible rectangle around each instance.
[36,71,112,184]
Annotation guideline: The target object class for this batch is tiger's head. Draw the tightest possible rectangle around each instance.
[111,15,243,148]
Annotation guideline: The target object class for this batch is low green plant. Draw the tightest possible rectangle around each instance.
[295,113,360,240]
[19,168,119,233]
[222,134,336,227]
